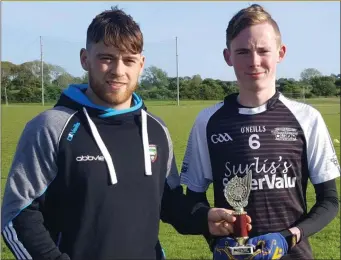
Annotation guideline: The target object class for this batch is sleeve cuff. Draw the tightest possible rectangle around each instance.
[190,203,210,235]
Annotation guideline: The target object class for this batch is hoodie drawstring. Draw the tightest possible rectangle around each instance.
[82,107,152,185]
[141,110,152,176]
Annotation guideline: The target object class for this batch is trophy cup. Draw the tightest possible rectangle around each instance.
[223,170,253,256]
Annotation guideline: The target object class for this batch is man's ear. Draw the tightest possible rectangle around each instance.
[80,48,89,71]
[277,44,286,63]
[139,55,145,76]
[223,48,233,67]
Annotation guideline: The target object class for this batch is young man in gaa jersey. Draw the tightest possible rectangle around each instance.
[180,4,340,260]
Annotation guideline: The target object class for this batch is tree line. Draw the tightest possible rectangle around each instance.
[1,60,340,104]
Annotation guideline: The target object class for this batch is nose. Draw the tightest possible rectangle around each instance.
[110,58,125,77]
[249,52,261,68]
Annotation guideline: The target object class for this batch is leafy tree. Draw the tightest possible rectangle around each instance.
[300,68,322,82]
[140,66,169,89]
[200,79,225,100]
[310,76,337,96]
[53,73,77,88]
[3,60,339,102]
[15,86,42,103]
[45,85,64,102]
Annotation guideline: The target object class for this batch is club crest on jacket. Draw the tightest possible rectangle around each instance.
[149,144,157,162]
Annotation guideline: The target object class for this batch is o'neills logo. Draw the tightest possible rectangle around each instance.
[76,155,105,162]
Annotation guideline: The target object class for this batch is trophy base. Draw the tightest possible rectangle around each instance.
[229,236,254,256]
[228,245,254,255]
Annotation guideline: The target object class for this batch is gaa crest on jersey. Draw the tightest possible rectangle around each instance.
[149,144,157,162]
[271,127,298,141]
[211,132,233,144]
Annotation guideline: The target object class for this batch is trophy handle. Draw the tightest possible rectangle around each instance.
[233,211,249,245]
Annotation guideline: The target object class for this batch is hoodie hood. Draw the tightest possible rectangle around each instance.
[55,84,152,185]
[56,84,145,118]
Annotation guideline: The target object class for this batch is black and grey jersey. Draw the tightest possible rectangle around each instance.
[180,91,340,259]
[1,84,209,260]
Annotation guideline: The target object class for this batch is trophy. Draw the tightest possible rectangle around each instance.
[223,170,253,256]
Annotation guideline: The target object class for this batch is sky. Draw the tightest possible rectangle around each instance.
[1,1,340,81]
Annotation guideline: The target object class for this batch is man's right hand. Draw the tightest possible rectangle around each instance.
[208,208,252,236]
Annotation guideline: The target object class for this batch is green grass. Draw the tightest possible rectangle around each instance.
[1,99,340,259]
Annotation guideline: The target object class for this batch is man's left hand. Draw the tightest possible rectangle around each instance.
[207,208,252,236]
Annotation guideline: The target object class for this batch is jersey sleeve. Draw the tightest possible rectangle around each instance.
[279,95,340,185]
[306,110,340,184]
[180,105,221,192]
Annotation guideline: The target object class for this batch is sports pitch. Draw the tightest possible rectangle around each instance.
[1,98,340,259]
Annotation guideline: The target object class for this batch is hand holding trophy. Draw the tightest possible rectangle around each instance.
[213,170,254,259]
[224,170,253,255]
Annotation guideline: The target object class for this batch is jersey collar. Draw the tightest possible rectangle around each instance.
[223,90,280,115]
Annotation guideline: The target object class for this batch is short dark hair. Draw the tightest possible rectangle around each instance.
[86,6,143,54]
[226,4,281,48]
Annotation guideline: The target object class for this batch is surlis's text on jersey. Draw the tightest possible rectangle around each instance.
[222,156,296,190]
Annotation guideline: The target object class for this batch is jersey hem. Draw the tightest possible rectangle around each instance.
[180,176,210,192]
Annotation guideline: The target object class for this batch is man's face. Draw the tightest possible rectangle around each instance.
[224,23,286,92]
[80,41,145,106]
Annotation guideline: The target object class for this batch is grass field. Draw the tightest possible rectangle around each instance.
[1,98,340,259]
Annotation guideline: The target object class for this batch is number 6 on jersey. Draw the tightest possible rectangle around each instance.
[249,134,260,150]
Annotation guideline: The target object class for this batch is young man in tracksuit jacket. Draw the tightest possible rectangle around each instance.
[1,7,244,260]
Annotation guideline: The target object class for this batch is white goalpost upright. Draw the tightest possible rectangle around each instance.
[40,36,45,106]
[176,36,179,106]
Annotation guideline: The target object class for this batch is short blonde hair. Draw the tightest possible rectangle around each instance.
[226,4,282,48]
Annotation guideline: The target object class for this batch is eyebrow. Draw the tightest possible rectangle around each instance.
[234,48,249,53]
[234,47,270,53]
[96,53,117,58]
[122,55,139,60]
[96,53,139,60]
